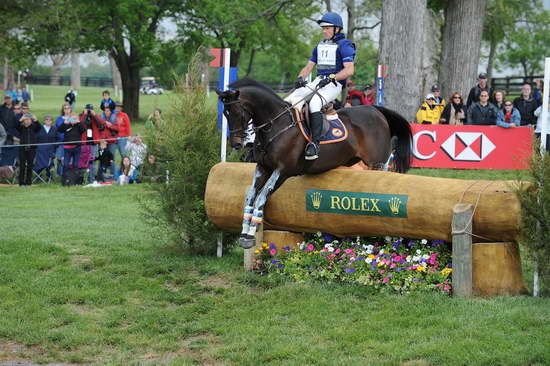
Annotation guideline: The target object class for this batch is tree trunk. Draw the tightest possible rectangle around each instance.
[3,57,15,90]
[112,50,140,120]
[421,8,442,98]
[246,49,256,76]
[439,0,487,101]
[109,55,122,92]
[50,54,68,86]
[487,37,497,79]
[379,0,426,121]
[345,0,357,43]
[70,51,80,90]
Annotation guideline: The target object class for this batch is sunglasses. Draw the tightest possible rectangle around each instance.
[505,104,512,106]
[452,96,461,99]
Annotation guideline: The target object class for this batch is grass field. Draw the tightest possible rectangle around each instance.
[0,184,549,365]
[1,86,549,365]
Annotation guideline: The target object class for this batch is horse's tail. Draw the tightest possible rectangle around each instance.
[373,106,413,173]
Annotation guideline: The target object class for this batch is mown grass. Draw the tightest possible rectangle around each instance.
[1,184,549,365]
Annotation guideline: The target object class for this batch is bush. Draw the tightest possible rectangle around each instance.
[517,140,550,296]
[142,50,237,255]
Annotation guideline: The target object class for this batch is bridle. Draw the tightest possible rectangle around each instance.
[221,99,253,137]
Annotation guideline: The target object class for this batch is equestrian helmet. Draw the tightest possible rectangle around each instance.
[317,12,344,29]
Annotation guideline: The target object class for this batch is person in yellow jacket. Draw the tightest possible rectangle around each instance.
[416,94,441,124]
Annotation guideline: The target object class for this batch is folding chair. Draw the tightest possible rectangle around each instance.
[33,157,55,184]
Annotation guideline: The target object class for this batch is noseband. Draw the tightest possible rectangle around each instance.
[221,99,253,136]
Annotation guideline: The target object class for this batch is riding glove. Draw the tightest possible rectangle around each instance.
[317,75,336,88]
[294,77,307,89]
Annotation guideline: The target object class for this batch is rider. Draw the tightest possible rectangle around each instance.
[286,12,356,160]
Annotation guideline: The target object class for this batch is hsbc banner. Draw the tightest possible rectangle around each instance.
[411,124,532,170]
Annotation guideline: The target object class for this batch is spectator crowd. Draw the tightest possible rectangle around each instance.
[0,89,164,186]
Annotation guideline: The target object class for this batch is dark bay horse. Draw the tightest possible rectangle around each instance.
[216,78,412,249]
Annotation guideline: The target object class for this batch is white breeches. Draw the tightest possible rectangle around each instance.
[285,76,343,113]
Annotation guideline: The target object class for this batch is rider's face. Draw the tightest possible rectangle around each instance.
[322,26,335,40]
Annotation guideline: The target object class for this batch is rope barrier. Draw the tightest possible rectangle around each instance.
[0,135,149,149]
[452,180,497,241]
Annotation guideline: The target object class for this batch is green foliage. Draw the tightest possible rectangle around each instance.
[517,141,550,296]
[142,50,232,255]
[349,39,378,85]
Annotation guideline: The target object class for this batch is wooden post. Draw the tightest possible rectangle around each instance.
[452,203,473,297]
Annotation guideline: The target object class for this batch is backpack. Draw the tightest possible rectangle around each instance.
[62,168,82,186]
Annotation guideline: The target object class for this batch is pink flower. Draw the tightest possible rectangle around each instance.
[344,249,353,254]
[394,256,401,262]
[383,277,390,283]
[379,269,385,274]
[321,248,328,252]
[390,263,397,269]
[306,244,314,252]
[391,253,397,257]
[443,286,451,291]
[327,254,336,260]
[269,249,277,255]
[335,248,341,254]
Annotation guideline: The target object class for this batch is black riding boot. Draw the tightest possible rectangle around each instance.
[305,112,323,160]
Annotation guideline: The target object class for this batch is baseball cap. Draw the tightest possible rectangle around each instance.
[425,93,436,100]
[115,101,123,107]
[431,84,440,91]
[478,73,488,79]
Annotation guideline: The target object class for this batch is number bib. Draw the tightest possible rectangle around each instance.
[317,42,338,70]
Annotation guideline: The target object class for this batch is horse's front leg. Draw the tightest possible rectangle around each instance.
[240,169,283,249]
[241,165,268,239]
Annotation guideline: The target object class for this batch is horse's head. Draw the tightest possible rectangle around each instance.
[215,88,251,150]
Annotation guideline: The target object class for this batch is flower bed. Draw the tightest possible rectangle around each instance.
[254,233,453,294]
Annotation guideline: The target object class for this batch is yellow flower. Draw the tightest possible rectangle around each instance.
[368,254,376,259]
[377,262,383,267]
[254,249,260,254]
[416,265,425,272]
[262,243,268,249]
[441,268,452,276]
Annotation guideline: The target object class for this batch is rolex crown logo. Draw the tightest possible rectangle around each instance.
[389,197,401,215]
[311,191,322,209]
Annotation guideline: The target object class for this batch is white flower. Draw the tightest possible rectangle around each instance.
[421,239,428,245]
[324,243,333,248]
[379,249,384,255]
[367,244,374,251]
[332,240,339,244]
[366,249,373,254]
[422,254,430,260]
[406,255,412,262]
[327,247,335,253]
[416,249,422,255]
[385,236,392,243]
[365,257,373,264]
[299,241,306,250]
[316,232,322,237]
[412,255,420,262]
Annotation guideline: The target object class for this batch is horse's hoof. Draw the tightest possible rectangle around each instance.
[240,236,256,249]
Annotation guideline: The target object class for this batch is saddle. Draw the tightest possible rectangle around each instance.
[291,100,348,144]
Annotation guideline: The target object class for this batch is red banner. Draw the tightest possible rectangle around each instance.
[411,124,532,170]
[209,48,222,67]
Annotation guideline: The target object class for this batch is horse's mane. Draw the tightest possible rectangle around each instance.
[228,78,285,103]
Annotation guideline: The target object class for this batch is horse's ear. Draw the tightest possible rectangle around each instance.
[232,90,240,98]
[215,88,223,96]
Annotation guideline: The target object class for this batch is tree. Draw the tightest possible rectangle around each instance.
[497,5,550,77]
[379,0,426,121]
[50,54,68,86]
[439,0,487,102]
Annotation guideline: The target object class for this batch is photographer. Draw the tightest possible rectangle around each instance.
[16,113,41,186]
[58,112,85,172]
[78,104,104,183]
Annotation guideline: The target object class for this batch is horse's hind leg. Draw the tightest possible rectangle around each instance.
[240,169,282,249]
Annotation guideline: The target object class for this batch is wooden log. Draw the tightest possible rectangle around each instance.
[472,242,526,296]
[244,230,304,271]
[452,204,473,297]
[205,162,521,242]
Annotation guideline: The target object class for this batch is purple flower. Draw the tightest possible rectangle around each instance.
[345,268,356,273]
[447,263,452,268]
[412,278,421,282]
[357,256,365,261]
[407,240,414,247]
[370,266,376,271]
[283,246,291,252]
[277,263,284,269]
[271,259,279,264]
[322,233,334,242]
[396,268,404,272]
[269,243,276,250]
[371,261,378,267]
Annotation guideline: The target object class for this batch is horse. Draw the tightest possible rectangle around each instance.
[216,78,413,249]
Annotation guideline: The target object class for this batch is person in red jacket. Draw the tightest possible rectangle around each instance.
[344,81,367,107]
[104,101,132,170]
[79,104,111,183]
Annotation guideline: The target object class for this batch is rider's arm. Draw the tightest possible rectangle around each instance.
[298,61,316,79]
[334,62,354,82]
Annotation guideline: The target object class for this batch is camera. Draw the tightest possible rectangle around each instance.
[86,104,94,110]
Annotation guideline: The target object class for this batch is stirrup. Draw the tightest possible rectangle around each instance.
[305,142,319,160]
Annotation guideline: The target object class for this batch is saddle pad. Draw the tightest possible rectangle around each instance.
[298,114,348,144]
